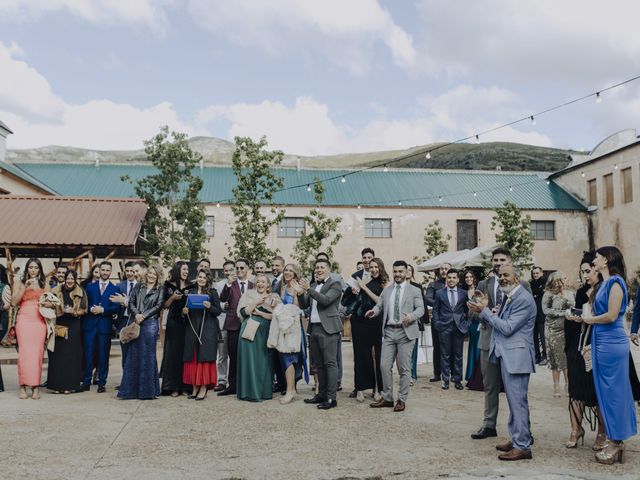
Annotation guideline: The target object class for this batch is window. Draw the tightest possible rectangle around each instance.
[456,220,477,250]
[278,217,305,238]
[530,220,555,240]
[204,216,215,237]
[621,167,633,203]
[603,173,614,208]
[587,179,597,206]
[364,218,392,238]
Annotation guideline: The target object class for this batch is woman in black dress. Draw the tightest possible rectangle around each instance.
[160,261,193,396]
[352,257,388,402]
[47,270,87,394]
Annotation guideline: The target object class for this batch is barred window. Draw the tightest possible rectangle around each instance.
[364,218,392,238]
[278,217,305,238]
[530,220,555,240]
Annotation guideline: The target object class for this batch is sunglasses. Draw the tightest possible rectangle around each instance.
[236,266,246,270]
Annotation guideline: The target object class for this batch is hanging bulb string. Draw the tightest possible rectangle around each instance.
[211,73,640,204]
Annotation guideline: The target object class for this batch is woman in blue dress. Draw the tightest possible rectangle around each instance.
[118,264,166,400]
[584,246,637,464]
[463,270,480,385]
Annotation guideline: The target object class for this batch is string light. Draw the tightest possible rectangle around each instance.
[438,196,443,202]
[397,201,402,206]
[306,184,311,192]
[530,115,536,126]
[596,92,602,103]
[341,176,346,183]
[614,164,618,170]
[425,152,431,160]
[216,202,220,208]
[546,180,551,185]
[473,192,477,197]
[475,134,480,144]
[357,204,361,209]
[383,165,388,172]
[581,172,585,178]
[509,186,513,192]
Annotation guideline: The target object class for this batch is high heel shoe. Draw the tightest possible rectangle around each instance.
[595,441,625,465]
[18,387,27,400]
[356,391,365,403]
[565,427,585,448]
[280,392,296,405]
[592,433,607,451]
[553,384,561,398]
[187,387,201,399]
[31,387,41,400]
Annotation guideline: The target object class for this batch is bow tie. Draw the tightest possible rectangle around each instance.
[316,280,326,285]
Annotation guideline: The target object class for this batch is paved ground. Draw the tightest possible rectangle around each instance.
[0,342,639,480]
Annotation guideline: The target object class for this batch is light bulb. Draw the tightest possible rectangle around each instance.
[546,180,551,185]
[614,164,618,170]
[509,186,513,192]
[596,92,602,103]
[530,115,536,126]
[438,196,443,202]
[216,202,221,208]
[473,192,477,197]
[426,152,431,160]
[306,184,311,192]
[475,134,480,144]
[581,172,585,178]
[341,176,346,183]
[357,204,361,209]
[383,165,388,172]
[398,201,402,206]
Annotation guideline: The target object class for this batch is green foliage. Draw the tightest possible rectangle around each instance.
[292,179,343,277]
[228,136,285,266]
[414,220,452,264]
[491,200,534,267]
[121,126,206,266]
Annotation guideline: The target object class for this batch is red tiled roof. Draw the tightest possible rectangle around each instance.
[0,195,147,247]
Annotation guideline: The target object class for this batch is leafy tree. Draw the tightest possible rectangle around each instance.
[491,200,534,266]
[228,136,285,266]
[292,179,342,277]
[122,126,206,266]
[414,220,452,264]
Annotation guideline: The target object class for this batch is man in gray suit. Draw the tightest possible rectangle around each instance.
[468,264,536,461]
[367,260,425,412]
[471,247,531,440]
[301,259,343,410]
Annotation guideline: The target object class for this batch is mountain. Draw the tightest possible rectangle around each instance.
[7,136,576,172]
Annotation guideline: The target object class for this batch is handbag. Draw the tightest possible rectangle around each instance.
[54,325,69,339]
[579,324,592,372]
[241,318,260,342]
[186,294,208,309]
[119,320,140,344]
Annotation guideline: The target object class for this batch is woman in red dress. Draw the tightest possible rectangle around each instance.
[12,258,47,400]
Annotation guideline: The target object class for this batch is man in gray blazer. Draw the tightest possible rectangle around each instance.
[367,260,425,412]
[471,248,531,440]
[301,259,343,410]
[469,264,536,461]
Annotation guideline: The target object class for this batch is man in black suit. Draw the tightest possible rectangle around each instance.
[425,262,451,382]
[270,255,285,293]
[432,268,469,390]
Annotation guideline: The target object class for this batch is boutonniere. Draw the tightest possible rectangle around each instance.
[505,297,512,305]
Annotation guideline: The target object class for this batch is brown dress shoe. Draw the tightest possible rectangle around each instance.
[498,448,532,461]
[496,440,513,452]
[370,399,395,408]
[393,400,406,412]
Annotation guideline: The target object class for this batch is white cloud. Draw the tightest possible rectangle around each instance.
[0,41,204,150]
[187,0,416,75]
[0,0,173,32]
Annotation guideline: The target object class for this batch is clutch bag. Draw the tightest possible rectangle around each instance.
[186,294,208,309]
[120,322,140,344]
[241,318,260,342]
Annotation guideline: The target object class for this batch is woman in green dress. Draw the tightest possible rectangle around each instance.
[236,274,280,402]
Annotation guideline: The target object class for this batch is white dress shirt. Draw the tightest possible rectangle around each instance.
[309,281,326,324]
[387,281,407,325]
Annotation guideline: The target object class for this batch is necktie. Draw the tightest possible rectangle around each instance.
[100,282,106,295]
[127,282,132,296]
[240,282,245,294]
[394,284,401,322]
[498,294,507,317]
[449,289,455,308]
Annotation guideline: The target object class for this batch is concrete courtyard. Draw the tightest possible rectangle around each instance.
[0,342,638,480]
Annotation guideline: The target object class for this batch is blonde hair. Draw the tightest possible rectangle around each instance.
[145,264,164,287]
[544,271,565,294]
[254,274,271,293]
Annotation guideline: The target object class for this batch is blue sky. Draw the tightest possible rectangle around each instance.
[1,1,639,155]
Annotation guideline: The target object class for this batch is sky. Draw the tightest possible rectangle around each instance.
[1,0,640,156]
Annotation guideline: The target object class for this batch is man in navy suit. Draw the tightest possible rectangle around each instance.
[218,258,254,396]
[81,261,120,393]
[433,268,469,390]
[110,261,137,374]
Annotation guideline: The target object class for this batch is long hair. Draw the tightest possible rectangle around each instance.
[281,264,301,300]
[370,257,389,287]
[596,246,627,281]
[21,257,46,289]
[463,269,478,288]
[168,260,188,286]
[194,268,213,293]
[144,264,164,288]
[0,264,8,285]
[544,271,565,294]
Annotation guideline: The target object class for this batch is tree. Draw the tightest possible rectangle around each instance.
[122,126,206,266]
[228,136,285,266]
[491,200,534,266]
[292,180,342,277]
[414,220,452,264]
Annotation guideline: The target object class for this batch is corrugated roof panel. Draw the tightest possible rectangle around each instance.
[15,163,586,211]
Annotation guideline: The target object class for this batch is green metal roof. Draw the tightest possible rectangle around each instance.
[15,163,586,211]
[0,161,58,194]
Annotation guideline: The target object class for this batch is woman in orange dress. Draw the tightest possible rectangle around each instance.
[12,258,47,400]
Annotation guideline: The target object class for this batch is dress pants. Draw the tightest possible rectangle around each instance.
[309,323,339,401]
[533,321,546,362]
[217,329,229,386]
[498,357,532,451]
[226,329,239,390]
[381,327,413,403]
[480,347,501,429]
[430,323,441,379]
[438,324,465,383]
[82,330,111,386]
[270,347,285,390]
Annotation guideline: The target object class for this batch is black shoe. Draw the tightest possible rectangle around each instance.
[317,399,337,410]
[114,385,120,391]
[304,394,327,404]
[348,389,357,398]
[336,383,343,392]
[455,382,464,390]
[272,384,283,393]
[79,384,90,392]
[429,376,440,383]
[442,382,449,390]
[470,427,497,440]
[217,387,236,396]
[97,385,106,393]
[39,381,47,388]
[92,378,99,386]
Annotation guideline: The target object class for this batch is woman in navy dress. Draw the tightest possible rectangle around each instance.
[463,270,480,385]
[118,264,166,400]
[584,246,637,464]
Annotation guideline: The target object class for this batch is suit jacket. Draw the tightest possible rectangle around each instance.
[477,276,531,351]
[115,279,138,330]
[479,285,536,374]
[220,279,254,331]
[372,282,425,341]
[433,287,470,334]
[84,280,120,335]
[304,276,343,334]
[425,278,446,307]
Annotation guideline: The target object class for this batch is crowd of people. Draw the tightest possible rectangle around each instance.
[0,245,638,465]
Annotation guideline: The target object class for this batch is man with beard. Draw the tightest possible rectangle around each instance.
[468,264,536,461]
[425,262,451,383]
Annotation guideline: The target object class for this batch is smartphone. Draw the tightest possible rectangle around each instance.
[570,307,583,316]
